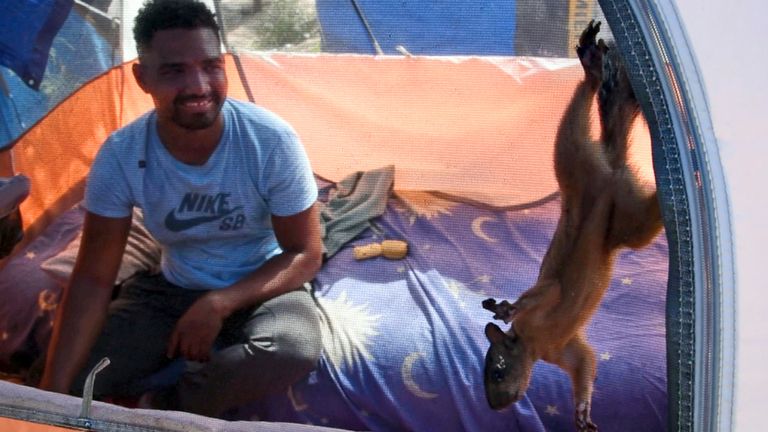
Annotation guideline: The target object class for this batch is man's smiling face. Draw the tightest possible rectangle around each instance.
[133,27,227,132]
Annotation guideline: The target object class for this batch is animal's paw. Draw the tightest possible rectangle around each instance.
[576,20,608,87]
[482,298,517,323]
[575,401,598,432]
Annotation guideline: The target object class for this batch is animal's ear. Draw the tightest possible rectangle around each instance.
[503,324,519,347]
[485,322,507,344]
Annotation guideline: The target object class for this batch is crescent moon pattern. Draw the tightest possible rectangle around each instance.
[38,289,58,312]
[471,216,498,243]
[402,352,438,399]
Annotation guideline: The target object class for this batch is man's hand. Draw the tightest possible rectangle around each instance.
[40,212,131,394]
[167,295,225,362]
[164,203,323,363]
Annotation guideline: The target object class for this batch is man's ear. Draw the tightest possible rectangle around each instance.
[132,62,150,93]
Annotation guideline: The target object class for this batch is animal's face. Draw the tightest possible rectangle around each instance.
[483,322,535,410]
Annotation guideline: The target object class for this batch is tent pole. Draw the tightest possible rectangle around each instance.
[350,0,384,55]
[210,0,255,103]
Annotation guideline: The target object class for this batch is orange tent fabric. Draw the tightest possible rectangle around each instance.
[0,417,78,432]
[237,53,653,207]
[2,53,653,242]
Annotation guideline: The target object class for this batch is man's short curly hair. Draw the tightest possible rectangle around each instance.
[133,0,220,55]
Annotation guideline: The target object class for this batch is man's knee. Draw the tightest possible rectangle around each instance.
[273,316,322,368]
[272,290,322,367]
[254,288,323,369]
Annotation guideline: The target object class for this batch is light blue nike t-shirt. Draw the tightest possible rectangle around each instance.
[85,98,318,290]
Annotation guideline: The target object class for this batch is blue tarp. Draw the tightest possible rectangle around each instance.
[0,0,73,90]
[0,3,118,149]
[316,0,517,55]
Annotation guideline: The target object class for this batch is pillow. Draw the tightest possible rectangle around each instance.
[0,205,84,369]
[40,208,161,286]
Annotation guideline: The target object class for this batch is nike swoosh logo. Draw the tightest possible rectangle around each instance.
[164,206,243,232]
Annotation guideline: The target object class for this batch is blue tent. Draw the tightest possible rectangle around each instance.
[0,0,119,149]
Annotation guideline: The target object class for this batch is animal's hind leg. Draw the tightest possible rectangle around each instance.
[590,23,661,248]
[608,170,662,249]
[599,55,641,172]
[576,20,608,90]
[553,333,598,432]
[554,21,610,198]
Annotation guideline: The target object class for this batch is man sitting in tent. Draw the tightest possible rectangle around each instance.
[39,0,323,417]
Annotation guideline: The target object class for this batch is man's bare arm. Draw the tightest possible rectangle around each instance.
[39,212,131,393]
[167,203,323,361]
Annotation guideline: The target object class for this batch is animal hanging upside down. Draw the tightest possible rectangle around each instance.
[481,21,662,432]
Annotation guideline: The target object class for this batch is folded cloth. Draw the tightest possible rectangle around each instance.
[0,175,30,219]
[319,165,394,258]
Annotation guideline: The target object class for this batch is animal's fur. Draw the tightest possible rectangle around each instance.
[481,21,662,431]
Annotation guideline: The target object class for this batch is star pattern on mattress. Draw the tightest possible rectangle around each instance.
[444,278,467,301]
[316,290,382,371]
[25,251,35,259]
[443,275,492,304]
[474,275,492,283]
[545,404,560,416]
[394,191,458,221]
[622,277,633,285]
[600,352,613,361]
